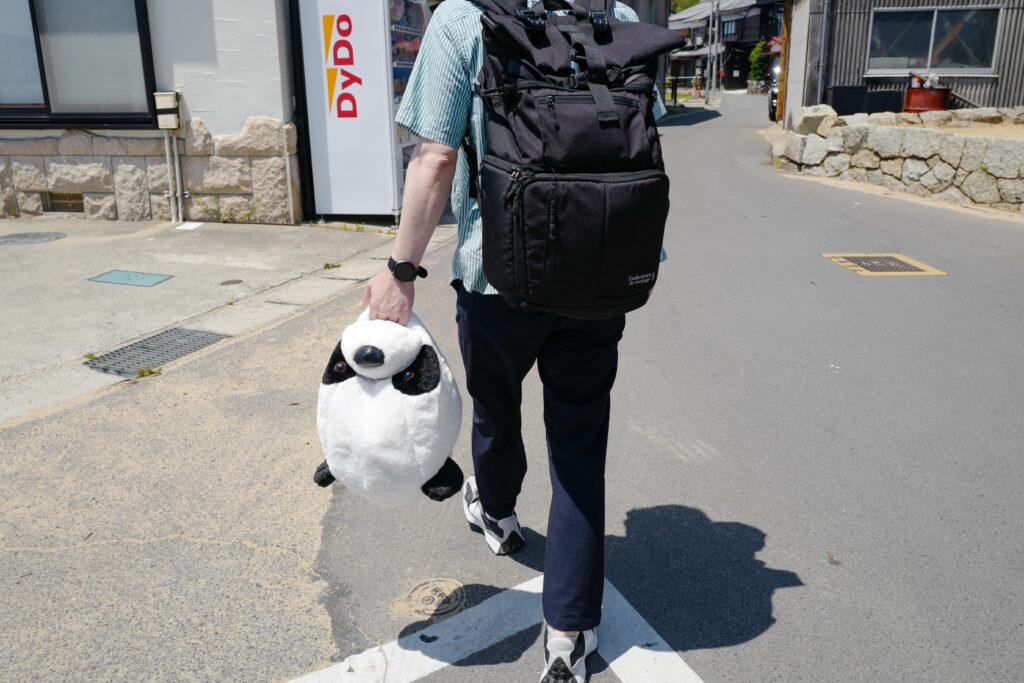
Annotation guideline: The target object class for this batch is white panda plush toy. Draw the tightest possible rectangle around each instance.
[313,309,464,506]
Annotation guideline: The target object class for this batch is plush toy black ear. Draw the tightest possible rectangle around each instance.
[421,457,464,502]
[314,460,336,487]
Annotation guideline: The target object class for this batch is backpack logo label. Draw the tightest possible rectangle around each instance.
[628,272,656,287]
[322,14,362,119]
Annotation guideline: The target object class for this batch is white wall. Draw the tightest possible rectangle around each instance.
[146,0,293,136]
[784,0,809,130]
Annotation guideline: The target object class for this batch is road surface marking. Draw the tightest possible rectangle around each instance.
[291,575,703,683]
[175,221,204,230]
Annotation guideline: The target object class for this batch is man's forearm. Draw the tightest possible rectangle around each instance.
[391,140,459,265]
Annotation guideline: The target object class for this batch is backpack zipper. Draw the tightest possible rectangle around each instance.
[547,96,560,131]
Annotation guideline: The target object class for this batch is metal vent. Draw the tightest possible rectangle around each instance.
[823,254,947,277]
[85,328,230,378]
[42,192,84,212]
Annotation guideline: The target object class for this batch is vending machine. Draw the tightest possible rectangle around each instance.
[299,0,432,219]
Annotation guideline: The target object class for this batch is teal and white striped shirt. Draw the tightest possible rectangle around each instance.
[395,0,666,295]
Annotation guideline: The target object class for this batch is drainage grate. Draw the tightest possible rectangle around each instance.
[85,328,230,378]
[823,253,947,277]
[0,232,68,246]
[42,192,84,212]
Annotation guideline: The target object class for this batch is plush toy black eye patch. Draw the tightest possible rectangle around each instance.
[322,343,357,385]
[392,345,440,396]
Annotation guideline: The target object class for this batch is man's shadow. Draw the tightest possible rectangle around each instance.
[606,505,802,652]
[396,505,800,667]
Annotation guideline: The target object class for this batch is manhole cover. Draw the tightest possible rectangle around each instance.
[85,328,230,377]
[90,270,174,287]
[0,232,68,245]
[823,253,947,276]
[404,579,468,619]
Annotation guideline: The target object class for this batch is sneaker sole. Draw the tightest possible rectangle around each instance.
[467,521,525,555]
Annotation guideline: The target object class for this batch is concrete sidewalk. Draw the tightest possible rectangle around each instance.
[0,216,456,427]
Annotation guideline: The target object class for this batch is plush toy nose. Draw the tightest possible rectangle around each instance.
[354,345,385,367]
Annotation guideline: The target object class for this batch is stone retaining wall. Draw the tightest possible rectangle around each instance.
[771,105,1024,215]
[0,116,300,223]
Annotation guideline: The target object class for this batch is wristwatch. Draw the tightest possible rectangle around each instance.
[388,257,428,283]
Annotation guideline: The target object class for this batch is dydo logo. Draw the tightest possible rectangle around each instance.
[322,14,362,118]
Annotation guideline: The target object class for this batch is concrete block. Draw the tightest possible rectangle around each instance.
[981,139,1024,178]
[939,134,966,167]
[880,158,903,177]
[150,193,173,220]
[868,126,905,158]
[185,119,215,156]
[0,159,14,216]
[901,128,943,159]
[841,125,870,154]
[823,153,851,176]
[251,156,292,224]
[83,192,117,220]
[17,192,44,215]
[851,149,880,169]
[996,177,1024,203]
[867,112,898,126]
[11,157,48,192]
[960,170,1001,203]
[126,137,168,156]
[902,158,930,184]
[920,110,954,127]
[183,156,252,194]
[215,116,288,156]
[959,137,988,172]
[45,156,114,192]
[783,131,805,163]
[58,131,94,156]
[838,167,868,183]
[839,113,869,126]
[93,136,127,156]
[953,107,1003,124]
[793,105,838,135]
[800,134,828,166]
[0,137,59,155]
[146,156,172,193]
[113,158,150,221]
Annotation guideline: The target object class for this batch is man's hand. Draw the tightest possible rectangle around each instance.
[361,271,414,325]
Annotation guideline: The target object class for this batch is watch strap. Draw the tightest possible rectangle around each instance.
[388,257,428,280]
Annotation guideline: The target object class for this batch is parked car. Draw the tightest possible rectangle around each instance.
[768,58,781,122]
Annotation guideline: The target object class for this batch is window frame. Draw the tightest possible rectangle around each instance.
[0,0,158,129]
[864,5,1004,77]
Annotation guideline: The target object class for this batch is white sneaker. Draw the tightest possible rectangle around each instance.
[539,627,598,683]
[462,476,525,555]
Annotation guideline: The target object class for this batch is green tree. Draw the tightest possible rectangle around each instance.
[748,40,770,81]
[671,0,700,12]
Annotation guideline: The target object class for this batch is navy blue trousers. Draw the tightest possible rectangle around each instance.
[455,286,625,631]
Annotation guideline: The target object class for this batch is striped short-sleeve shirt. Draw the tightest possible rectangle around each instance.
[395,0,666,295]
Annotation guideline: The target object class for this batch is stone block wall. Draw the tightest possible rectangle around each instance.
[773,106,1024,215]
[0,116,300,223]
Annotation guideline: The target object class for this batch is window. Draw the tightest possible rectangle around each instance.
[867,7,1001,74]
[722,19,738,39]
[0,0,156,127]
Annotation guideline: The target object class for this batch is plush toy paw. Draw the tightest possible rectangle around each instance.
[420,457,464,502]
[314,460,336,487]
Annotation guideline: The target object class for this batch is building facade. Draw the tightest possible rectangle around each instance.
[783,0,1024,127]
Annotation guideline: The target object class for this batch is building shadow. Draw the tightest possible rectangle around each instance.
[392,505,800,669]
[660,109,723,126]
[606,505,803,651]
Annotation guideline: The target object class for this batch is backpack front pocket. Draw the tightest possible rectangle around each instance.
[535,92,653,172]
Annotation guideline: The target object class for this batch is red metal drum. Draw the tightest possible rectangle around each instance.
[904,88,952,113]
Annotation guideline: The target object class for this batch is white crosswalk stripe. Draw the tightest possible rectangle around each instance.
[291,575,703,683]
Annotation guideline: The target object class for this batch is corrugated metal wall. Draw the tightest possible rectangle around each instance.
[826,0,1024,107]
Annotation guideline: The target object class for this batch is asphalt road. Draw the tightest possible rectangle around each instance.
[3,93,1023,682]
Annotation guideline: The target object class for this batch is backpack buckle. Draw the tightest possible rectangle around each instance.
[514,9,546,35]
[589,9,610,36]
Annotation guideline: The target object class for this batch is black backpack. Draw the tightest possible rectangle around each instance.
[466,0,684,318]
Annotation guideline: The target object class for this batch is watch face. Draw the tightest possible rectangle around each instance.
[393,261,417,282]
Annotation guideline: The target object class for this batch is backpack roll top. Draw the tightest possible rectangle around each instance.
[472,1,685,318]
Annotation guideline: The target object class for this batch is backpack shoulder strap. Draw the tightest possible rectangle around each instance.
[472,0,527,16]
